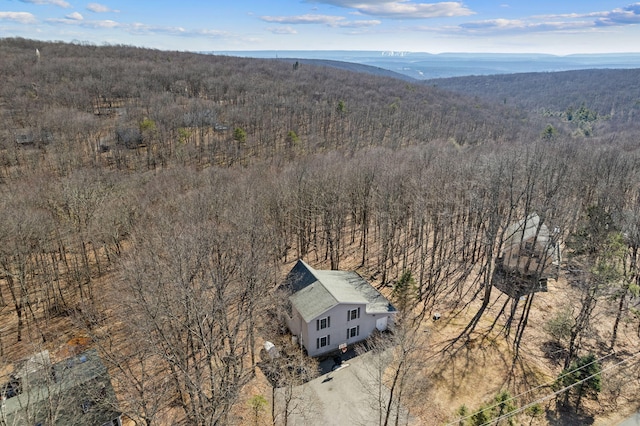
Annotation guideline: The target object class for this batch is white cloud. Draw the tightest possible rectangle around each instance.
[459,18,592,33]
[128,22,188,35]
[92,19,119,28]
[44,16,231,39]
[307,1,474,19]
[352,1,473,19]
[267,26,298,34]
[461,18,523,30]
[47,16,120,27]
[195,29,230,37]
[65,11,83,20]
[506,3,640,30]
[0,11,37,24]
[260,13,380,28]
[19,0,70,8]
[443,3,640,35]
[596,2,640,25]
[336,19,381,27]
[86,3,119,13]
[261,14,345,25]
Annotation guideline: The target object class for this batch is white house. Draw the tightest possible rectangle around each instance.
[502,213,560,280]
[494,213,561,298]
[284,260,396,357]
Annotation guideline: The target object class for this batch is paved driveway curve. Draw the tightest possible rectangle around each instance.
[618,411,640,426]
[275,349,418,426]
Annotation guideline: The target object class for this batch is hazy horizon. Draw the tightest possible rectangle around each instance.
[2,1,640,54]
[211,50,640,80]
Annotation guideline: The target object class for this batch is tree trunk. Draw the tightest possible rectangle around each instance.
[610,286,627,350]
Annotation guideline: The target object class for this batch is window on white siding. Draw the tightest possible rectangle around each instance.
[347,326,360,339]
[317,335,330,349]
[316,316,330,330]
[347,308,360,321]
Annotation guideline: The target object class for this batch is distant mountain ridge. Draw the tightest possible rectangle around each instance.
[274,58,415,82]
[212,51,640,80]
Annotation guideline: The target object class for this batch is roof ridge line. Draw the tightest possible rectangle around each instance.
[300,260,340,305]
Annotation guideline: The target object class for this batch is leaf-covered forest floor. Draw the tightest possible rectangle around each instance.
[1,225,639,425]
[1,39,640,426]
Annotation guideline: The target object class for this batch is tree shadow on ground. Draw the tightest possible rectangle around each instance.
[541,340,568,366]
[546,406,594,426]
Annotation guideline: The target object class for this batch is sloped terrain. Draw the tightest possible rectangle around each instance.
[0,38,639,426]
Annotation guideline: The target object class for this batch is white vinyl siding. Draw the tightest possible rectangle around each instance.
[305,304,393,357]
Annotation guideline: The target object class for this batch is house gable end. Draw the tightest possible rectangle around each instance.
[289,281,338,323]
[284,259,319,293]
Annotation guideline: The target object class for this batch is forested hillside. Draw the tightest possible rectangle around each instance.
[1,37,534,171]
[1,38,639,426]
[427,69,640,139]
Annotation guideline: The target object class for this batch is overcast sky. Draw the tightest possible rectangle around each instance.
[2,0,640,54]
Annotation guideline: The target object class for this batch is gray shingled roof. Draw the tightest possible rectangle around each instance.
[287,260,396,322]
[504,213,550,247]
[503,213,559,263]
[1,349,121,426]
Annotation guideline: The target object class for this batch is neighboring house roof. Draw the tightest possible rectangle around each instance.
[1,349,121,426]
[287,260,396,322]
[504,214,559,259]
[504,213,549,246]
[14,129,54,146]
